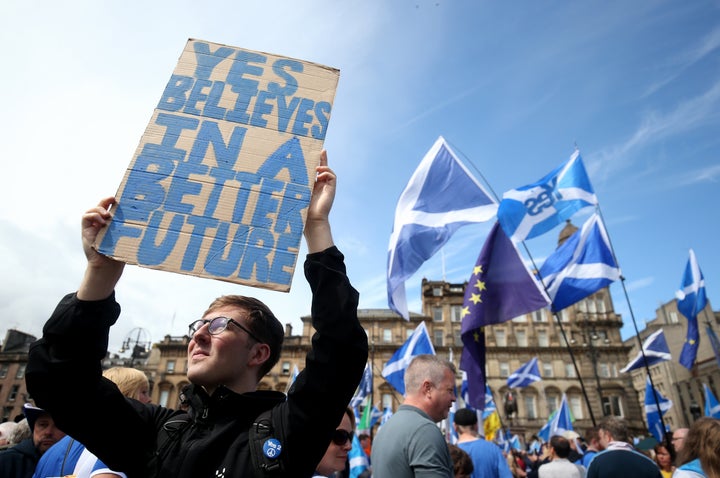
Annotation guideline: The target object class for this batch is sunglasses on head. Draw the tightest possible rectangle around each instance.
[332,429,354,446]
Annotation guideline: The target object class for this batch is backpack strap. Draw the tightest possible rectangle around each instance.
[249,407,287,477]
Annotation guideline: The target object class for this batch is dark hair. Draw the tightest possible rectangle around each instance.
[679,417,720,478]
[584,426,600,443]
[204,295,284,379]
[598,416,628,443]
[448,444,473,477]
[550,435,571,459]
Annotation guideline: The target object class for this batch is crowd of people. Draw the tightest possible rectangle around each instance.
[1,151,719,478]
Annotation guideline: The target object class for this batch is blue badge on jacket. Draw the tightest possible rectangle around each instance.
[263,438,282,459]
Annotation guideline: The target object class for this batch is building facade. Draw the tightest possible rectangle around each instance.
[0,330,36,422]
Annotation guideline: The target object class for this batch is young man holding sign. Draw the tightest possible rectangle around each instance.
[26,152,368,478]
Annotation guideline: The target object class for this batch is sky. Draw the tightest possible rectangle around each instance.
[1,0,719,357]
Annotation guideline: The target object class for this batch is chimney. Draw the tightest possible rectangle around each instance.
[285,323,293,336]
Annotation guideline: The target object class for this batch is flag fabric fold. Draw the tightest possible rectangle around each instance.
[350,363,373,408]
[644,378,672,442]
[703,384,720,419]
[382,321,436,395]
[348,433,370,478]
[507,357,542,389]
[497,150,597,242]
[460,222,549,408]
[620,329,672,373]
[387,136,498,319]
[539,212,621,312]
[538,394,573,441]
[676,249,707,370]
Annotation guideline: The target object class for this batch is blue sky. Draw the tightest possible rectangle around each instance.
[1,1,718,354]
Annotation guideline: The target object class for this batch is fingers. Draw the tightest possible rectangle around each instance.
[82,197,117,227]
[319,149,328,167]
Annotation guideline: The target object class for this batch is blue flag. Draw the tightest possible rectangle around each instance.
[644,378,672,442]
[348,433,370,478]
[539,212,621,312]
[381,321,436,395]
[620,329,672,373]
[460,222,549,408]
[387,136,498,319]
[507,357,542,389]
[676,249,707,370]
[498,150,597,242]
[379,407,393,429]
[351,363,373,408]
[538,394,573,441]
[703,384,720,419]
[482,383,497,420]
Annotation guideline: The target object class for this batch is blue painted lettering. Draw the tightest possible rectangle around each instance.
[257,137,308,184]
[274,182,309,235]
[250,90,275,128]
[276,95,300,133]
[164,161,208,214]
[157,75,194,112]
[181,216,219,271]
[184,79,212,116]
[203,81,228,120]
[312,101,331,140]
[203,223,251,277]
[268,59,302,96]
[137,210,184,265]
[237,228,274,281]
[268,234,296,284]
[291,98,315,137]
[225,51,265,124]
[192,42,235,80]
[231,172,262,223]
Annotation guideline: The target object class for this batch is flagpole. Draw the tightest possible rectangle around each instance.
[595,206,669,444]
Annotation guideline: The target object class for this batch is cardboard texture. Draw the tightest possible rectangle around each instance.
[94,39,340,291]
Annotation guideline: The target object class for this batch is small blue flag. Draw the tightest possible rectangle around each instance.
[703,384,720,419]
[644,378,672,442]
[676,249,707,370]
[620,329,672,373]
[497,150,597,242]
[539,212,621,312]
[507,357,541,389]
[348,433,370,478]
[482,383,497,420]
[381,321,436,395]
[538,394,573,441]
[351,363,373,408]
[387,136,498,319]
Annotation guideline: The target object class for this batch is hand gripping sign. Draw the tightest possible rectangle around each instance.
[95,39,339,291]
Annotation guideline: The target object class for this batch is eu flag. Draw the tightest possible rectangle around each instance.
[459,222,549,409]
[676,249,707,370]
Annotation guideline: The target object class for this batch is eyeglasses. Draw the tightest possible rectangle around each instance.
[332,429,354,446]
[188,316,264,343]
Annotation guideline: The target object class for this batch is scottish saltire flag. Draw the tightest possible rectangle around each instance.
[538,394,573,441]
[285,364,300,393]
[348,433,370,478]
[703,384,720,419]
[706,324,720,369]
[482,383,497,420]
[460,222,549,408]
[351,363,373,408]
[460,372,474,411]
[620,329,672,373]
[369,406,383,428]
[382,321,436,395]
[507,357,542,389]
[644,378,672,442]
[379,407,393,429]
[387,136,498,319]
[497,150,597,242]
[676,249,707,370]
[539,212,621,312]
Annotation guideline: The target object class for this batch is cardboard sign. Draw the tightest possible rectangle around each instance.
[94,39,339,291]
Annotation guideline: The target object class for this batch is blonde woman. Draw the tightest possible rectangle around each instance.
[33,367,151,478]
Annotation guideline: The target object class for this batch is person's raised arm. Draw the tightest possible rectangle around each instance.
[304,150,335,254]
[77,196,125,301]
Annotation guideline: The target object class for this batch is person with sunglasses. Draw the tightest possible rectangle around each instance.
[313,407,356,478]
[26,151,369,478]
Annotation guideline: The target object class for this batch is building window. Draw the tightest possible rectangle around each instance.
[2,407,12,422]
[433,287,442,297]
[512,315,527,323]
[532,310,545,322]
[525,395,537,419]
[433,307,443,322]
[382,393,393,409]
[565,363,576,378]
[434,330,444,347]
[0,364,8,379]
[587,300,597,313]
[598,363,610,378]
[8,385,19,401]
[454,330,462,347]
[516,330,527,347]
[282,361,290,375]
[451,306,463,323]
[499,362,510,378]
[546,394,559,414]
[578,301,587,313]
[383,329,392,343]
[602,396,624,417]
[159,390,170,407]
[596,299,606,313]
[570,396,584,419]
[406,328,414,340]
[166,360,176,374]
[669,312,679,324]
[15,364,26,379]
[538,330,549,347]
[495,330,507,347]
[560,309,569,322]
[542,362,553,378]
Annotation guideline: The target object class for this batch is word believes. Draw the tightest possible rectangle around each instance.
[159,42,331,139]
[98,113,311,286]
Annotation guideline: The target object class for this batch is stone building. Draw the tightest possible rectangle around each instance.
[0,329,36,422]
